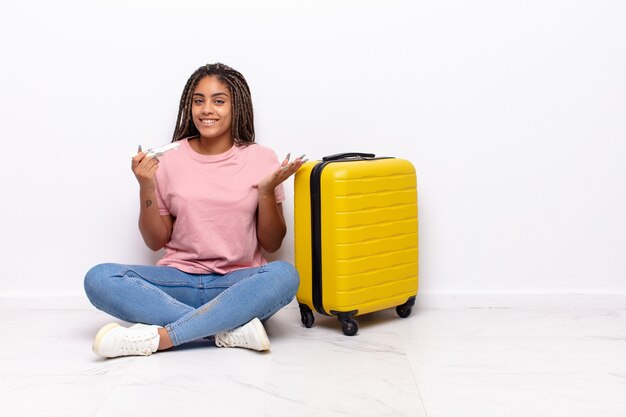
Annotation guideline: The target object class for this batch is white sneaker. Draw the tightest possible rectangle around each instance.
[130,323,161,329]
[93,323,161,358]
[214,318,270,351]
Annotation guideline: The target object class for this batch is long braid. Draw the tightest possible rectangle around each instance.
[172,71,203,142]
[172,63,255,146]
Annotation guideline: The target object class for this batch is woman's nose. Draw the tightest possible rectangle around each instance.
[201,103,214,114]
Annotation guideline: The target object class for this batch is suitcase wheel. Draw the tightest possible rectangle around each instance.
[396,305,412,318]
[299,304,315,328]
[396,296,417,318]
[339,317,358,336]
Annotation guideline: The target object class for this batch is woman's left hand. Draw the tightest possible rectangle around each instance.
[257,153,308,196]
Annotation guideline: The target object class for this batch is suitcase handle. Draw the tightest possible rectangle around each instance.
[322,152,376,162]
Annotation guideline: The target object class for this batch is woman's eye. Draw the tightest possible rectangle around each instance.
[194,99,203,105]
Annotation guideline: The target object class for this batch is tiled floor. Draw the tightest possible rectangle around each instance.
[1,302,625,417]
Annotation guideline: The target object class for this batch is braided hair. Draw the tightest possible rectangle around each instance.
[172,63,255,145]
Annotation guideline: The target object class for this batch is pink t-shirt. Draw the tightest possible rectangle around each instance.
[154,138,285,274]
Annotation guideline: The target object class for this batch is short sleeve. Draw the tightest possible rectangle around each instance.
[155,178,171,216]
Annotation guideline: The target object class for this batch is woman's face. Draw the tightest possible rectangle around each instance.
[191,75,233,143]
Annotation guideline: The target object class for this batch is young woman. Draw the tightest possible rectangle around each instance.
[84,63,304,358]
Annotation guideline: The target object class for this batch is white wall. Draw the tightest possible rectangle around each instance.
[1,0,625,306]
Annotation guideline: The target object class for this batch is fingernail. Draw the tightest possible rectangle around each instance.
[286,153,291,162]
[298,154,306,160]
[301,159,309,163]
[138,144,142,152]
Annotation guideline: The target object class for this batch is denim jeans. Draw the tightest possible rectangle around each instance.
[84,261,299,346]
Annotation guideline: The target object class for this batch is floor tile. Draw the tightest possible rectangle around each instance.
[2,305,624,417]
[402,308,626,339]
[404,335,626,374]
[415,372,626,417]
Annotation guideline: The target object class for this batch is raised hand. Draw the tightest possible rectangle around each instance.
[131,144,160,192]
[257,153,308,197]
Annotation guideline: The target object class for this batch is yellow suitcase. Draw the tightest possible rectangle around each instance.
[294,153,418,335]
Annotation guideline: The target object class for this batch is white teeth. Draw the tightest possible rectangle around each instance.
[201,119,217,125]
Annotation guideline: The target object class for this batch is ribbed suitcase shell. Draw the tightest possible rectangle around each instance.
[294,156,418,331]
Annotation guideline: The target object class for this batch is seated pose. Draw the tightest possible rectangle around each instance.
[84,63,304,358]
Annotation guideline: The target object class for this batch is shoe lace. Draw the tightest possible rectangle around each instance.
[120,334,157,355]
[215,329,246,348]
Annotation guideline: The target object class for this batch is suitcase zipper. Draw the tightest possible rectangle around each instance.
[310,161,330,316]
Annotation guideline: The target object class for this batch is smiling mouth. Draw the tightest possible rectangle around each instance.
[200,119,218,126]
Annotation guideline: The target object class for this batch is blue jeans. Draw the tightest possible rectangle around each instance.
[84,261,299,346]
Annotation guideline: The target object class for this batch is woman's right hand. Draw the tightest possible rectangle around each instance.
[131,150,160,192]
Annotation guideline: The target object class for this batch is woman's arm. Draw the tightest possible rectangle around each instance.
[256,154,306,253]
[138,188,174,251]
[132,151,174,251]
[257,195,287,253]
